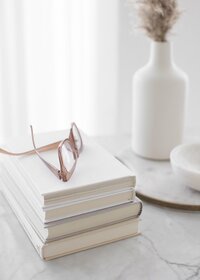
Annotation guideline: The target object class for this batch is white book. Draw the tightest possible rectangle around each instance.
[2,170,142,242]
[2,186,140,261]
[3,161,134,223]
[2,130,135,206]
[1,130,136,222]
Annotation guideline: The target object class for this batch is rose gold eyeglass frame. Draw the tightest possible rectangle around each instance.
[0,123,83,182]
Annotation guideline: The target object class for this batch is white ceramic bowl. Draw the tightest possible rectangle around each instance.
[170,143,200,191]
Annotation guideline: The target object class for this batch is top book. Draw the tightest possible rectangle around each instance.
[2,130,136,206]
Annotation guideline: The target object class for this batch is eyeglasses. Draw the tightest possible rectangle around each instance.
[0,123,83,182]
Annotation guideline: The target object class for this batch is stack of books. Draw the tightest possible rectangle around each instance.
[0,130,142,260]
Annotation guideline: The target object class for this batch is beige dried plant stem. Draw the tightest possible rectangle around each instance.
[135,0,181,42]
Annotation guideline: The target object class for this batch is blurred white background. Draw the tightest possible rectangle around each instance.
[0,0,199,142]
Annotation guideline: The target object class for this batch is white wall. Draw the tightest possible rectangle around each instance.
[0,0,120,139]
[0,0,199,140]
[118,0,200,133]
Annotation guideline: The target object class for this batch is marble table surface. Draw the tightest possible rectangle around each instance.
[1,134,200,280]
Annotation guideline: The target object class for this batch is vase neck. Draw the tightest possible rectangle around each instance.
[149,42,173,68]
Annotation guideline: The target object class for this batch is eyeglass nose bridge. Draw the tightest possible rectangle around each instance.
[58,170,69,182]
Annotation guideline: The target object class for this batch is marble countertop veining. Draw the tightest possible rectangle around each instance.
[0,134,200,280]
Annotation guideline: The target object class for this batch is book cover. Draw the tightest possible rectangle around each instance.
[2,131,136,206]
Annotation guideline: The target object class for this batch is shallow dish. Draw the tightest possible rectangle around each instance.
[170,143,200,192]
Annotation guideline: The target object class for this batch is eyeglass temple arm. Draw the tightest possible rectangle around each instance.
[30,126,61,179]
[0,142,61,156]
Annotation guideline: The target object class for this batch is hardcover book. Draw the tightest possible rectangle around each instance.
[2,168,142,242]
[0,130,141,260]
[2,130,136,222]
[3,185,140,261]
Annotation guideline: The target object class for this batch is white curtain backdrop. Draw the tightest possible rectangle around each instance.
[1,0,200,145]
[0,0,122,143]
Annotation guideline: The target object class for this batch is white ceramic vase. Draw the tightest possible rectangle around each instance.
[132,41,188,160]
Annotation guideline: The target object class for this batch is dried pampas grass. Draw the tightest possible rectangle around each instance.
[135,0,181,42]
